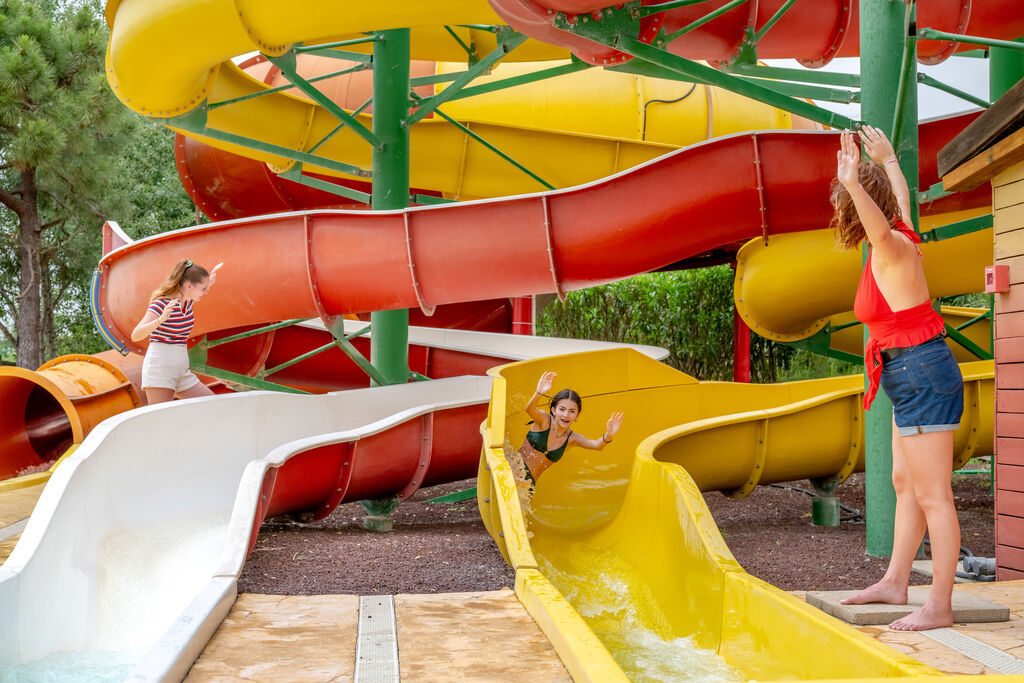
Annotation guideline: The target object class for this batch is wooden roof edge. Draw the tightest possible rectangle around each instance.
[937,76,1024,178]
[942,126,1024,193]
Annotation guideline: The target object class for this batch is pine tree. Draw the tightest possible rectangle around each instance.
[0,0,137,367]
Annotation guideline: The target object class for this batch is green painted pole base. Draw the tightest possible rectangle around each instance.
[811,496,840,527]
[361,496,401,532]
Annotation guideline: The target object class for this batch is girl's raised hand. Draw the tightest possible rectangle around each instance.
[859,125,896,165]
[606,412,624,438]
[209,262,224,284]
[536,371,556,396]
[836,130,860,190]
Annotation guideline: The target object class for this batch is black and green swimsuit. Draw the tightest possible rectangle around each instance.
[522,426,572,485]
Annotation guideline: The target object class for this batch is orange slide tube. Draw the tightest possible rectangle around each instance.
[0,352,142,479]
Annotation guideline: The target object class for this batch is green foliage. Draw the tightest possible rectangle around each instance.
[537,267,798,382]
[0,0,195,364]
[940,292,991,309]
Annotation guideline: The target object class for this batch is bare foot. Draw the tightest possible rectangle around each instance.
[840,580,907,605]
[890,602,953,631]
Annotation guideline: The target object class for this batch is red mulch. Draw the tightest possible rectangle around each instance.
[237,471,995,595]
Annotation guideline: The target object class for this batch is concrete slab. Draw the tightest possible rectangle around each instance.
[185,594,359,682]
[0,483,44,528]
[394,589,571,682]
[805,587,1010,626]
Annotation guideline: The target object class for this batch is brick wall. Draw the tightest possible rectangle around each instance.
[994,161,1024,580]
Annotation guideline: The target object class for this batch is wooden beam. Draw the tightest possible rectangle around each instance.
[937,75,1024,177]
[942,126,1024,192]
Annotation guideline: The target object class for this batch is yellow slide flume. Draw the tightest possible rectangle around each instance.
[106,0,814,199]
[478,348,993,682]
[735,208,994,356]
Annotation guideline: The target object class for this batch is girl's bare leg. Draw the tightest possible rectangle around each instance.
[889,428,958,631]
[841,417,924,606]
[144,387,175,404]
[176,381,214,400]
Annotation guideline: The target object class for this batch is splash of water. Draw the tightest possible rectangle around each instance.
[0,648,138,682]
[537,550,742,683]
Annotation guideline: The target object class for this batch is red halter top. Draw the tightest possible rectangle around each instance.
[853,221,945,411]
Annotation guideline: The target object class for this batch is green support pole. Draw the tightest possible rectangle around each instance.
[991,38,1024,100]
[861,0,918,558]
[369,29,411,387]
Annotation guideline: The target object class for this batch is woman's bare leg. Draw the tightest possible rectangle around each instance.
[175,381,214,400]
[842,417,924,605]
[145,387,175,404]
[890,428,958,631]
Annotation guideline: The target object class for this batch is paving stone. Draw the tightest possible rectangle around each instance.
[805,586,1010,626]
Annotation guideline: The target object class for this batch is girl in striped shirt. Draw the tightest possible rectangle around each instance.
[132,259,222,404]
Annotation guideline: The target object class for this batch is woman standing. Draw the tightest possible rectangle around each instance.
[833,126,963,631]
[131,259,222,404]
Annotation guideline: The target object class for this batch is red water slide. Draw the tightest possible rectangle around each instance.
[95,118,989,358]
[487,0,1024,67]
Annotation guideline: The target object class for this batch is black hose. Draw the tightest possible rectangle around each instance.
[641,83,698,141]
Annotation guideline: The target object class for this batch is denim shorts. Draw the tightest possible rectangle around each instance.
[879,335,964,437]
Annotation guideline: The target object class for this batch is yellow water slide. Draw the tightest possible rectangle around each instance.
[735,209,995,358]
[105,0,814,200]
[479,348,993,681]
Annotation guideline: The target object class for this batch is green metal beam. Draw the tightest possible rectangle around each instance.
[302,49,373,64]
[208,64,371,111]
[726,63,861,87]
[556,8,860,130]
[327,319,390,386]
[411,194,456,205]
[917,28,1024,52]
[369,29,411,385]
[659,0,749,45]
[890,3,917,146]
[278,166,372,203]
[638,0,713,17]
[918,73,991,109]
[427,487,477,503]
[443,25,478,61]
[203,318,309,349]
[406,32,527,126]
[262,341,336,378]
[410,92,555,190]
[919,213,993,243]
[954,309,992,333]
[167,107,371,178]
[751,0,798,44]
[918,181,953,204]
[410,71,468,87]
[188,341,311,394]
[267,51,381,148]
[295,36,381,53]
[944,324,992,360]
[445,59,592,102]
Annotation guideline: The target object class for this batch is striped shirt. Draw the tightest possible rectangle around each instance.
[147,298,195,345]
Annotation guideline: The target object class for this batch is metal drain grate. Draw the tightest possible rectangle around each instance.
[354,595,400,682]
[922,628,1024,674]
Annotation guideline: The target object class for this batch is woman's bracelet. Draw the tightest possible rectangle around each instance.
[884,157,899,166]
[602,433,612,443]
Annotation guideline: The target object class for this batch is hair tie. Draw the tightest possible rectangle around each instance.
[184,260,193,268]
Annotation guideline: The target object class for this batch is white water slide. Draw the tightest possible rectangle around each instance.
[0,323,666,680]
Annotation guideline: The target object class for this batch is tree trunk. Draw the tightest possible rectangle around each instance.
[15,169,43,369]
[41,265,55,361]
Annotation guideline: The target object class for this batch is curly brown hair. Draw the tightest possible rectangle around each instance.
[829,161,902,250]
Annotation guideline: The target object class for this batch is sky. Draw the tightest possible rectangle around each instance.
[763,55,991,122]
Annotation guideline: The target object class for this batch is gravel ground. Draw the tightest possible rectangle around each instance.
[238,470,995,595]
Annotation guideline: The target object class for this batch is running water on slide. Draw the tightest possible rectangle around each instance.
[0,0,1014,678]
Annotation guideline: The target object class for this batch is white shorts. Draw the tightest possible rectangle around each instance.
[141,342,201,393]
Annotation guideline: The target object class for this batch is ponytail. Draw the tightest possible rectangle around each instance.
[150,259,210,301]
